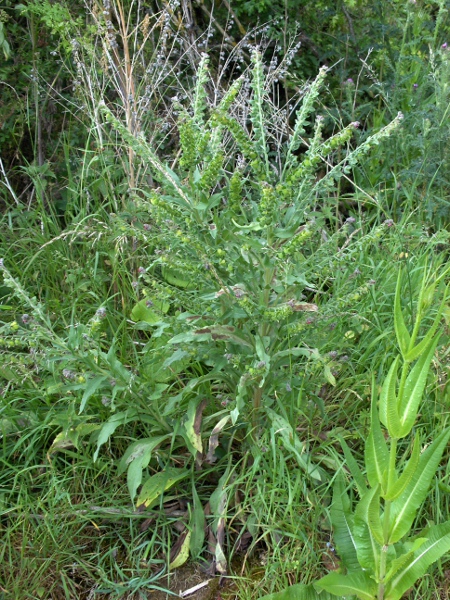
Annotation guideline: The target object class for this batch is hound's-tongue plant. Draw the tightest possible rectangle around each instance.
[260,268,450,600]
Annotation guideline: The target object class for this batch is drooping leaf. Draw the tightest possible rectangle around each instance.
[94,409,139,462]
[183,398,207,463]
[118,436,170,500]
[79,375,109,414]
[315,571,377,600]
[136,467,189,508]
[385,520,450,600]
[169,529,192,569]
[388,428,450,544]
[48,423,101,456]
[205,415,230,464]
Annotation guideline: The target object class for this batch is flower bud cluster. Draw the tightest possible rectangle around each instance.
[258,184,278,227]
[277,227,313,259]
[179,117,198,170]
[200,152,224,190]
[228,170,243,213]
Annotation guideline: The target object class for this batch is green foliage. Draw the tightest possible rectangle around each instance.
[2,1,450,597]
[262,266,450,600]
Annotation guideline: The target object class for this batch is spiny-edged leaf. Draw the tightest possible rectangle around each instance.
[365,384,389,491]
[384,537,427,584]
[394,272,411,358]
[190,486,205,559]
[385,434,421,501]
[405,298,444,362]
[385,520,450,600]
[315,571,377,600]
[266,408,322,480]
[94,409,139,462]
[367,486,384,545]
[397,337,439,436]
[329,472,360,572]
[338,436,367,495]
[388,428,450,544]
[169,529,191,569]
[136,467,189,508]
[259,583,333,600]
[353,489,381,572]
[379,357,399,430]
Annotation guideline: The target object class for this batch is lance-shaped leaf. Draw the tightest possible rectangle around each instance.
[353,489,381,572]
[394,272,411,358]
[183,398,207,464]
[379,357,399,431]
[388,428,450,544]
[386,382,403,440]
[405,297,444,362]
[385,434,421,501]
[169,529,191,569]
[94,409,139,462]
[136,467,189,509]
[384,520,450,600]
[365,385,389,491]
[397,337,439,436]
[315,571,377,600]
[329,472,360,572]
[189,486,205,559]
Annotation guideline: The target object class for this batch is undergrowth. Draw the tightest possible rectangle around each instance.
[1,2,450,599]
